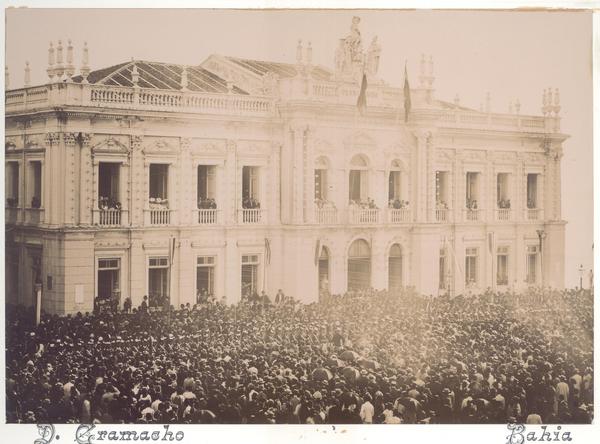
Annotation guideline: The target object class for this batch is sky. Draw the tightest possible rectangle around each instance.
[4,8,593,287]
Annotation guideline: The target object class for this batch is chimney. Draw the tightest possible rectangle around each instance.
[47,42,56,82]
[55,40,65,80]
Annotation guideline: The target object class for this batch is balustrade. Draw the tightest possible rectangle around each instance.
[314,207,338,224]
[387,208,411,223]
[238,209,265,224]
[348,208,380,224]
[197,209,219,225]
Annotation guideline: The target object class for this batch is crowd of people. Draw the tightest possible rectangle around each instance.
[5,287,593,425]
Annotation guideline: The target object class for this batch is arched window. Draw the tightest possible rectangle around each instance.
[388,244,403,292]
[348,239,371,290]
[349,154,369,202]
[388,159,406,203]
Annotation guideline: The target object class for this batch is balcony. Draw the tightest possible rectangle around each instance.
[348,208,380,224]
[434,208,451,223]
[5,206,20,224]
[387,208,411,223]
[463,209,483,222]
[145,208,172,226]
[496,208,512,221]
[525,208,543,221]
[93,209,125,227]
[314,207,338,224]
[24,208,45,225]
[197,209,220,225]
[238,209,265,224]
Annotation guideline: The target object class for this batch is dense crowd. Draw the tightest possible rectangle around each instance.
[5,287,594,424]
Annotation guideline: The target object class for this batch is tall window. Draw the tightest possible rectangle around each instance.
[29,161,43,208]
[5,162,19,206]
[497,173,510,208]
[197,256,215,300]
[526,245,538,284]
[465,247,478,286]
[149,164,169,201]
[497,246,509,286]
[99,163,121,208]
[98,258,120,303]
[242,166,260,208]
[314,157,328,201]
[197,165,216,200]
[347,239,371,290]
[439,248,447,290]
[466,172,480,208]
[388,171,402,201]
[388,244,403,291]
[349,155,368,202]
[241,254,260,298]
[527,174,538,209]
[148,256,169,308]
[435,171,449,207]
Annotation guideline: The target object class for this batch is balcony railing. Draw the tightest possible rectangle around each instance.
[525,208,543,221]
[94,209,123,226]
[496,208,512,221]
[197,209,220,225]
[387,208,411,223]
[145,208,172,226]
[24,208,45,225]
[348,208,380,224]
[464,209,483,222]
[5,207,20,224]
[434,208,451,223]
[314,207,338,224]
[239,209,265,224]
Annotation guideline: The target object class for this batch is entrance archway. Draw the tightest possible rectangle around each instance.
[388,244,403,293]
[347,239,371,290]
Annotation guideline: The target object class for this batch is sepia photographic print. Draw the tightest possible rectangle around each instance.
[2,3,596,444]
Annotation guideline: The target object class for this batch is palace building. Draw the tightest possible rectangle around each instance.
[4,18,567,314]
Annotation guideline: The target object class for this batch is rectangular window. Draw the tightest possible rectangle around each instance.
[497,246,509,286]
[99,163,120,201]
[30,161,42,208]
[315,169,327,200]
[97,258,120,303]
[197,165,216,200]
[6,162,19,206]
[527,174,538,209]
[497,173,510,207]
[435,171,449,207]
[439,248,447,290]
[526,245,538,284]
[149,164,169,200]
[465,247,478,285]
[241,254,259,298]
[349,170,361,201]
[466,172,480,208]
[148,256,169,308]
[196,256,216,300]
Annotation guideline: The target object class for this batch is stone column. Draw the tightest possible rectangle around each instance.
[412,130,430,222]
[280,131,293,224]
[78,133,93,225]
[270,142,282,225]
[44,132,61,225]
[291,125,305,224]
[130,135,145,226]
[63,132,79,226]
[225,140,237,225]
[179,138,193,225]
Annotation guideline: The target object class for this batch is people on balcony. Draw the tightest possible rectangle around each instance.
[497,198,511,209]
[466,198,478,210]
[6,197,18,208]
[98,196,122,210]
[349,198,378,210]
[388,198,409,209]
[198,197,217,209]
[242,197,261,209]
[436,200,449,210]
[149,197,168,209]
[315,198,336,209]
[527,198,537,209]
[30,196,41,209]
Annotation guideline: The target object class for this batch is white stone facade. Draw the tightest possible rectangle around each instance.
[4,22,567,315]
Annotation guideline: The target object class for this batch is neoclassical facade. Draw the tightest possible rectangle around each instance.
[5,19,567,314]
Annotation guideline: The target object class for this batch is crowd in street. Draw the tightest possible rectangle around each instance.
[5,287,593,424]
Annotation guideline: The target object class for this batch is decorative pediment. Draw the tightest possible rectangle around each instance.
[91,136,129,154]
[5,136,18,151]
[494,151,517,162]
[237,140,270,156]
[436,149,455,162]
[190,139,227,155]
[144,138,177,154]
[462,149,486,162]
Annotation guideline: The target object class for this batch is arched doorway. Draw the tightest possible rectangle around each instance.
[318,247,330,300]
[347,239,371,290]
[388,244,403,293]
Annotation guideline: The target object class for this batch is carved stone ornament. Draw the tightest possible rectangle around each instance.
[5,136,18,150]
[144,138,175,154]
[90,136,129,154]
[44,132,61,146]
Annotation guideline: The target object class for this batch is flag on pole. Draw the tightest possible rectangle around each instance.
[357,73,367,115]
[264,238,271,265]
[314,239,321,266]
[403,62,411,123]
